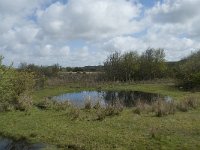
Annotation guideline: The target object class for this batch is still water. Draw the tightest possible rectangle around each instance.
[0,136,57,150]
[52,90,171,107]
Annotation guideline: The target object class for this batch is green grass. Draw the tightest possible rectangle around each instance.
[0,108,200,149]
[33,83,200,102]
[0,83,200,149]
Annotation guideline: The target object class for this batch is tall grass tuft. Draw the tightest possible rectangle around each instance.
[36,98,71,111]
[69,107,80,120]
[133,100,152,115]
[93,101,101,110]
[84,98,92,110]
[177,95,199,112]
[96,109,106,121]
[105,103,123,116]
[152,99,176,117]
[184,95,199,109]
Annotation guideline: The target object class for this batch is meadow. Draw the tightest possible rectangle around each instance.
[1,49,200,149]
[0,83,200,150]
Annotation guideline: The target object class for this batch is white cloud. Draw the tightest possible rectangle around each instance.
[37,0,142,40]
[147,0,200,24]
[0,0,200,66]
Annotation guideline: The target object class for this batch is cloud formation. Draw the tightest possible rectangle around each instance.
[0,0,200,66]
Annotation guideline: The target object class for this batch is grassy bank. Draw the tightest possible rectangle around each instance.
[0,83,200,149]
[33,83,200,102]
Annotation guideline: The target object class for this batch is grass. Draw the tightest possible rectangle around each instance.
[0,108,200,149]
[33,83,200,103]
[0,83,200,149]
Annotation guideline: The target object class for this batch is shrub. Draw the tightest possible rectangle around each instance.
[176,50,200,90]
[0,56,35,112]
[0,102,14,112]
[16,93,33,111]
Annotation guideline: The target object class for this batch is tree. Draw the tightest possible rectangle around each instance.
[139,48,166,80]
[103,49,167,81]
[176,50,200,89]
[104,51,122,81]
[121,52,139,81]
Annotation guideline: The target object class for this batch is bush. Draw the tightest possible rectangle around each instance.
[176,50,200,90]
[16,93,33,111]
[0,56,35,112]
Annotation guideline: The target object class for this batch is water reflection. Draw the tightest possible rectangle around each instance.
[53,90,169,107]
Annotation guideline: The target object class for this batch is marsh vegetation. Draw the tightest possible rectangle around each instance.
[0,49,200,149]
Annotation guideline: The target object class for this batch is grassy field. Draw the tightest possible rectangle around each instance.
[0,83,200,149]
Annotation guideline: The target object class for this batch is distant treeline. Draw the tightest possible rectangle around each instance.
[18,63,102,76]
[4,48,200,90]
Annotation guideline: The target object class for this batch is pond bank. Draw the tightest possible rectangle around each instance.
[0,83,200,149]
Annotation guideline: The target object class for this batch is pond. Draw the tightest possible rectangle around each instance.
[0,136,57,150]
[52,90,172,107]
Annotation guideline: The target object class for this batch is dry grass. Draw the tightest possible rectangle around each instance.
[177,95,199,112]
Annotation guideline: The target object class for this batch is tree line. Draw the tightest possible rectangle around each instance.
[103,48,166,81]
[103,48,200,89]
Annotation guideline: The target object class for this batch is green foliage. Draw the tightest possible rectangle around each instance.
[18,63,62,89]
[104,51,122,81]
[139,48,166,80]
[176,50,200,89]
[19,63,61,78]
[103,48,167,81]
[0,56,35,112]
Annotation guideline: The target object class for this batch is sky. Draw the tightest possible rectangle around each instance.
[0,0,200,67]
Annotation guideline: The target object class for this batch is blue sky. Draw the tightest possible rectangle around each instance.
[140,0,159,7]
[0,0,200,67]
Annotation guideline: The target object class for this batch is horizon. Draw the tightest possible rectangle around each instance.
[1,0,200,67]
